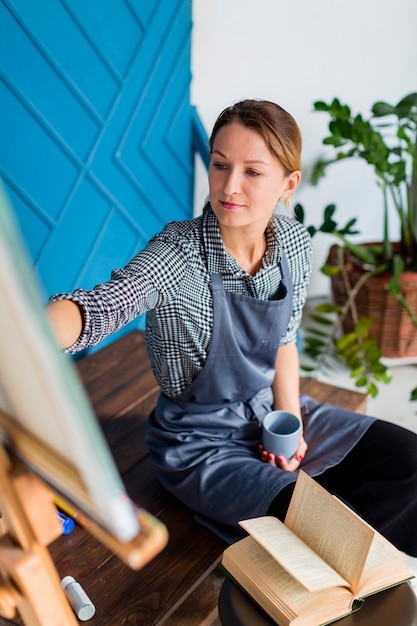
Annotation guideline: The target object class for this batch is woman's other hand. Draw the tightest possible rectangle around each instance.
[258,435,308,472]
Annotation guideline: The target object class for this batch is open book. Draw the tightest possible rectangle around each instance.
[221,471,414,626]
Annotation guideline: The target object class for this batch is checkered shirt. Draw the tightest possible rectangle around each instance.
[50,207,312,397]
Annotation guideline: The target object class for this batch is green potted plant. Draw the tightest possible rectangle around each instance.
[298,92,417,399]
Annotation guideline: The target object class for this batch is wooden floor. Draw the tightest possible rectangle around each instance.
[5,331,368,626]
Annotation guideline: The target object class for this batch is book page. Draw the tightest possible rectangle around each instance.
[358,529,413,595]
[222,535,353,618]
[285,472,374,593]
[239,516,347,592]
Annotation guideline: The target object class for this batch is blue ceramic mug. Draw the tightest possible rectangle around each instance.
[262,410,301,460]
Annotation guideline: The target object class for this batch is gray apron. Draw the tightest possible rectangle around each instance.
[146,253,374,543]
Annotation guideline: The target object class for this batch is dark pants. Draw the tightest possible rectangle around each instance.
[268,420,417,556]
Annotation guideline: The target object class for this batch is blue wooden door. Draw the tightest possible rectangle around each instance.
[0,0,205,350]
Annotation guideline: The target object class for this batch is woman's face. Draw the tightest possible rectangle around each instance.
[208,122,300,231]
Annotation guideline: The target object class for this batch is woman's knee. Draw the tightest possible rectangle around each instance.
[369,420,417,477]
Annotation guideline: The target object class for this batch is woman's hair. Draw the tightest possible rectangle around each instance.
[208,99,302,209]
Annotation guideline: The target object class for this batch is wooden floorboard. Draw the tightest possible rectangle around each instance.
[300,377,368,413]
[157,565,225,626]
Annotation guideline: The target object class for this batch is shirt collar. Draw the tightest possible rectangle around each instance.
[202,205,283,275]
[202,206,234,275]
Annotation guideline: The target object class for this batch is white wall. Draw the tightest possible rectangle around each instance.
[191,0,417,296]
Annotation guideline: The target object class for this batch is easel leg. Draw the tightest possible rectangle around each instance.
[0,447,78,626]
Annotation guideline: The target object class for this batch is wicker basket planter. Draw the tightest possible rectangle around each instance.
[327,244,417,359]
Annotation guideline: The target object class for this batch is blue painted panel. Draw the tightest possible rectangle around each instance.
[38,178,112,294]
[2,181,50,263]
[192,106,210,168]
[5,0,119,119]
[64,0,144,78]
[79,210,144,288]
[0,2,100,160]
[128,0,159,28]
[0,0,196,352]
[0,80,80,222]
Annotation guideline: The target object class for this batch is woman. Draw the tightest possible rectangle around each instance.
[48,100,417,553]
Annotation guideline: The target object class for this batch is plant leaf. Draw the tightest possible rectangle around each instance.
[304,326,331,337]
[294,203,305,224]
[355,376,368,388]
[366,382,378,398]
[315,303,342,314]
[321,264,340,277]
[339,239,378,266]
[336,332,357,351]
[304,337,326,348]
[310,313,335,326]
[371,101,395,117]
[313,100,330,112]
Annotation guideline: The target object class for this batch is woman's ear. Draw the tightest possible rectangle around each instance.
[281,170,301,199]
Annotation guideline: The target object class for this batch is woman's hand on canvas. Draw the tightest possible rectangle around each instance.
[46,299,84,349]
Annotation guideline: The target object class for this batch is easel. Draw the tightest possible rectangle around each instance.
[0,406,168,626]
[0,443,78,626]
